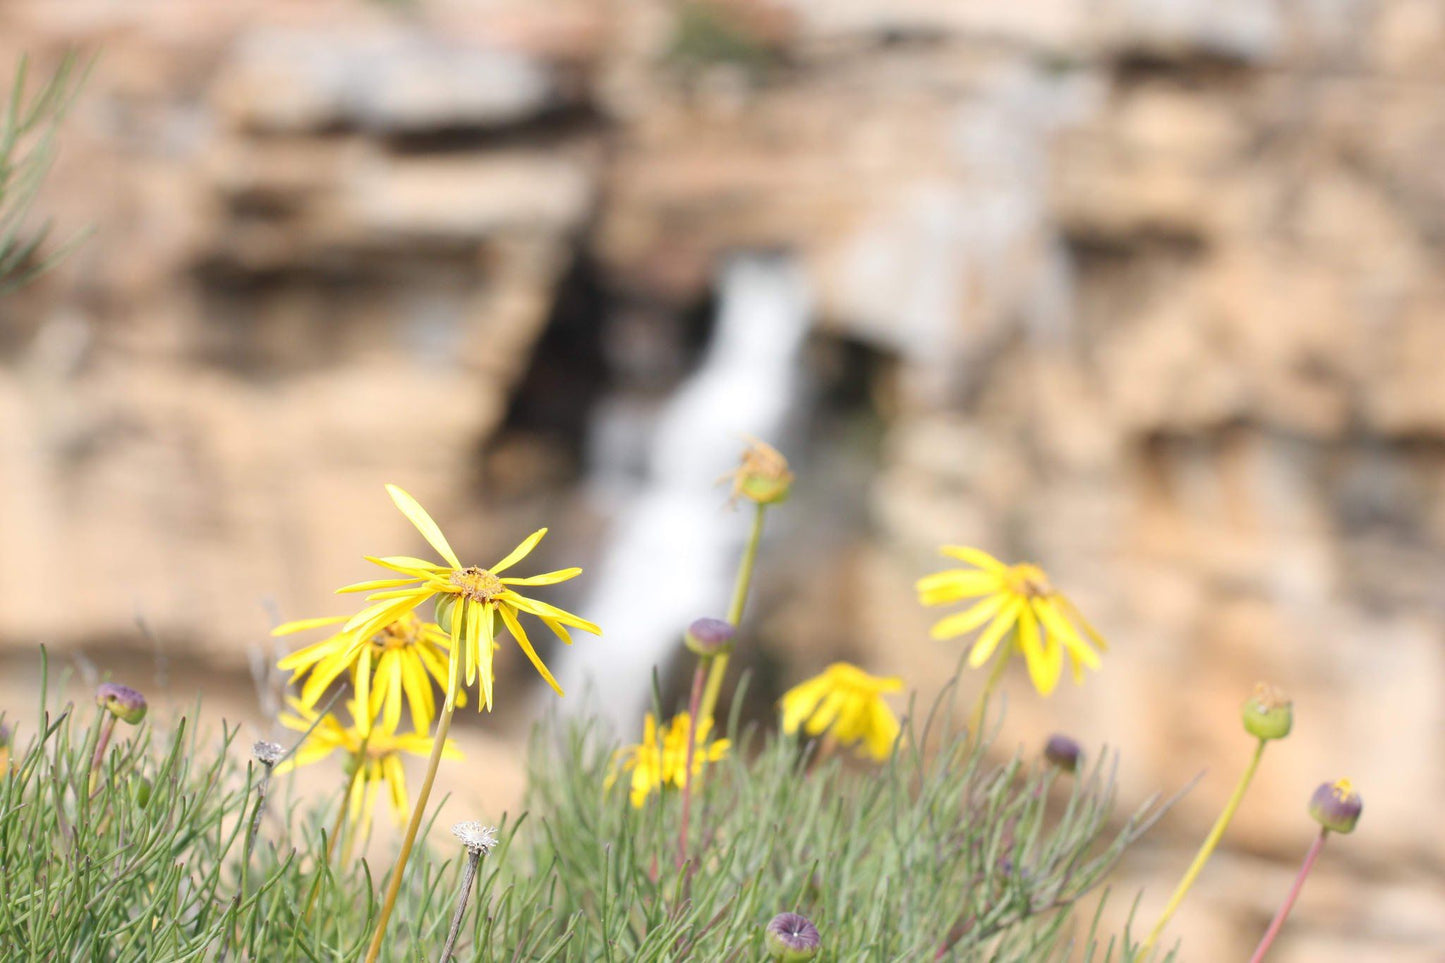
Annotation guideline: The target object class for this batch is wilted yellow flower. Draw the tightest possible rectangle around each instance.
[275,613,465,735]
[340,485,600,711]
[780,663,902,761]
[608,712,730,808]
[720,437,793,505]
[917,546,1105,696]
[277,698,460,838]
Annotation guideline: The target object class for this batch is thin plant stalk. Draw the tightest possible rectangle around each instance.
[1142,738,1267,955]
[677,659,708,869]
[437,849,483,963]
[303,753,365,922]
[967,643,1012,741]
[1246,828,1329,963]
[698,502,766,725]
[363,674,461,963]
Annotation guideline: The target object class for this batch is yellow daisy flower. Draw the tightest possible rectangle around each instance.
[608,712,730,808]
[275,613,465,736]
[276,697,461,838]
[780,662,903,761]
[339,485,601,711]
[916,546,1106,696]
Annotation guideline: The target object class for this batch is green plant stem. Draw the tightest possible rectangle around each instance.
[1246,828,1328,963]
[967,645,1011,741]
[677,659,709,869]
[1142,738,1267,956]
[363,675,460,963]
[698,502,766,725]
[302,757,363,923]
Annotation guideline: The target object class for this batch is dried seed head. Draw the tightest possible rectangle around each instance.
[724,438,794,506]
[1241,683,1293,741]
[96,683,148,725]
[1309,778,1362,834]
[452,821,499,857]
[765,912,820,961]
[252,740,284,767]
[1043,734,1082,773]
[684,617,736,658]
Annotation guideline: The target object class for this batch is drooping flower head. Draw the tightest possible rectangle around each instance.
[780,662,903,762]
[339,485,600,711]
[721,437,794,506]
[1043,733,1083,772]
[916,546,1105,696]
[608,711,730,808]
[96,682,148,725]
[275,611,463,736]
[276,697,460,838]
[252,740,284,768]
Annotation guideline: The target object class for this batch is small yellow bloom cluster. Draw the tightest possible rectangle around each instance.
[610,712,730,808]
[780,663,903,762]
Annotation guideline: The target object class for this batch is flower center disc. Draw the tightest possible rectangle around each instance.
[1007,564,1053,598]
[451,567,504,603]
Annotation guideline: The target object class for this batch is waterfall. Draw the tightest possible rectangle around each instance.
[550,253,811,731]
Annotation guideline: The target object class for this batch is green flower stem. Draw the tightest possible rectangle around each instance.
[967,644,1012,741]
[363,673,461,963]
[677,658,709,869]
[1142,738,1267,956]
[1246,828,1328,963]
[698,502,767,726]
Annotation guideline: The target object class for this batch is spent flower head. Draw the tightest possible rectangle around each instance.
[1241,682,1293,741]
[780,662,903,761]
[338,485,600,711]
[452,821,499,857]
[1309,778,1363,834]
[96,682,148,724]
[916,546,1105,696]
[765,912,821,961]
[608,712,730,808]
[684,617,736,657]
[722,437,793,505]
[251,740,284,767]
[1044,733,1083,772]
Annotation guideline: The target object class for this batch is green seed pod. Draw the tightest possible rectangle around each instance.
[96,683,148,725]
[684,618,736,658]
[1309,779,1362,834]
[133,776,153,809]
[765,913,820,962]
[1241,683,1292,741]
[434,594,456,629]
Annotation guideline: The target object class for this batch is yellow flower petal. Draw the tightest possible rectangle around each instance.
[967,599,1022,668]
[929,594,1006,641]
[385,484,462,570]
[939,546,1008,574]
[489,528,547,575]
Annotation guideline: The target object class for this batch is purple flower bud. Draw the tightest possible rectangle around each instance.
[96,683,147,725]
[684,618,736,658]
[1043,734,1082,772]
[765,912,820,961]
[1309,778,1362,834]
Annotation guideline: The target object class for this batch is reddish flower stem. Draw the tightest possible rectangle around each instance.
[1247,828,1329,963]
[677,660,708,869]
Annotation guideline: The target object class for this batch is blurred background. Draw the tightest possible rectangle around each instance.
[1,0,1443,959]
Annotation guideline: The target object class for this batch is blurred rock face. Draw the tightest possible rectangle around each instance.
[1,0,1443,958]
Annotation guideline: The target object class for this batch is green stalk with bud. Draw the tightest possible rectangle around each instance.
[1141,683,1292,955]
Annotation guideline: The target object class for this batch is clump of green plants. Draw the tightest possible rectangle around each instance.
[0,437,1365,961]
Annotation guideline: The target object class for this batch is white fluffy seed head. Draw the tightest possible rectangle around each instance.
[452,821,499,856]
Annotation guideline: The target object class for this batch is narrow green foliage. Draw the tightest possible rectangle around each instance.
[0,53,88,293]
[0,654,1175,960]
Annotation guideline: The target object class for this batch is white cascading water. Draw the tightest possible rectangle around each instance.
[549,253,811,732]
